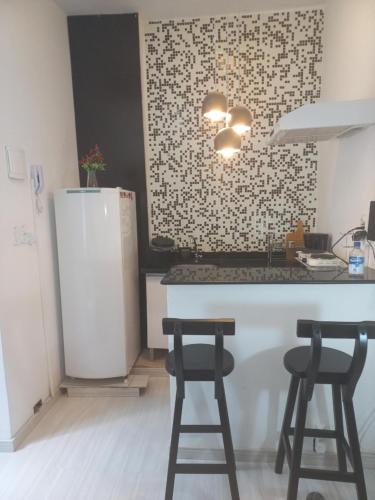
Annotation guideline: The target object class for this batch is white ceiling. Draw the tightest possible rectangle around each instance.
[55,0,325,20]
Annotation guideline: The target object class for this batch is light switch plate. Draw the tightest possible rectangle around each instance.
[5,146,27,180]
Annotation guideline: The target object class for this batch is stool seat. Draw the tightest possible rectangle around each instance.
[166,344,234,381]
[284,346,352,384]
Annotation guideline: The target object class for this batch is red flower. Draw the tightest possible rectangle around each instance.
[79,145,106,173]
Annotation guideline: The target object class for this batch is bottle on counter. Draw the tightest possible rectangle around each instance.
[349,241,365,276]
[285,220,305,261]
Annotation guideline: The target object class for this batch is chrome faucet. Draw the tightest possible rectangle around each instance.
[266,231,274,266]
[189,236,202,263]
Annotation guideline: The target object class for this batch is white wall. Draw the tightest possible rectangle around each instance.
[318,0,375,261]
[0,0,79,441]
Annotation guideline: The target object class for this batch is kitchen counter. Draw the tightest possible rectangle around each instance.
[162,262,375,285]
[163,269,375,458]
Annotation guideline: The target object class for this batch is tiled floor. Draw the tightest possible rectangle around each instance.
[0,377,373,499]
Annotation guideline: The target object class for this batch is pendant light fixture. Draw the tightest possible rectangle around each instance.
[214,127,241,159]
[202,92,228,122]
[202,15,254,158]
[227,105,253,135]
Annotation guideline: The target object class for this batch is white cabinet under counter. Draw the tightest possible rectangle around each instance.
[146,274,168,350]
[162,264,375,456]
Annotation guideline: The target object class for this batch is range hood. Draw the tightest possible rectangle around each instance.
[268,99,375,145]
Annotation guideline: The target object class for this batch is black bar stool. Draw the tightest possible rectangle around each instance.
[163,318,239,500]
[275,320,375,500]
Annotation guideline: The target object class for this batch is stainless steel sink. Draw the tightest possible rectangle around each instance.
[172,259,302,269]
[216,259,301,268]
[173,263,218,270]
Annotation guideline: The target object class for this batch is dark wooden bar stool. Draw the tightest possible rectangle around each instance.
[275,320,375,500]
[163,318,239,500]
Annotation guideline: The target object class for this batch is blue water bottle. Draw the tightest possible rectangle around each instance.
[349,241,365,275]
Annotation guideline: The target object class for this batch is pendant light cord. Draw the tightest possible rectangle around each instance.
[224,19,230,128]
[213,22,217,91]
[235,14,240,107]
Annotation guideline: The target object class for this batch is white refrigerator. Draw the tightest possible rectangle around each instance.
[54,188,140,379]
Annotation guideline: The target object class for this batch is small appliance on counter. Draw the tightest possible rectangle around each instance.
[303,232,329,251]
[150,235,175,252]
[296,250,346,270]
[286,221,330,263]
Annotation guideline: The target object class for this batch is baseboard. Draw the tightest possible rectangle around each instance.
[178,447,375,470]
[0,393,60,453]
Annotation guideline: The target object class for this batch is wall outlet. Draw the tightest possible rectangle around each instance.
[13,225,36,246]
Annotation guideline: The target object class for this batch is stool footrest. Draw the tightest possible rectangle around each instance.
[288,427,337,439]
[180,425,223,433]
[342,436,354,467]
[282,433,292,467]
[175,463,229,474]
[299,467,357,483]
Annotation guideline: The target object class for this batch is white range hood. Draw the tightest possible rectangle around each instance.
[268,99,375,145]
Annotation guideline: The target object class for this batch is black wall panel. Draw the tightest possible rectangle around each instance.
[68,14,149,346]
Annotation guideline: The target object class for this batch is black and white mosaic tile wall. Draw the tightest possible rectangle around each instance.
[144,9,324,251]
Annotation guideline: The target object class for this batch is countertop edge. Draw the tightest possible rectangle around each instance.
[161,279,375,285]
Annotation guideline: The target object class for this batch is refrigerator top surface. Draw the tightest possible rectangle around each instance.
[55,187,135,195]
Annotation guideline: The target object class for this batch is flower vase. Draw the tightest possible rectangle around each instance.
[86,170,98,188]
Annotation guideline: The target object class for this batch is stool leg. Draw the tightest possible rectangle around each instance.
[343,397,367,500]
[275,376,299,474]
[287,384,308,500]
[165,395,183,500]
[217,381,240,500]
[332,384,347,473]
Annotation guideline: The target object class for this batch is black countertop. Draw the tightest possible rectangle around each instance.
[161,262,375,285]
[141,267,170,274]
[141,251,280,275]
